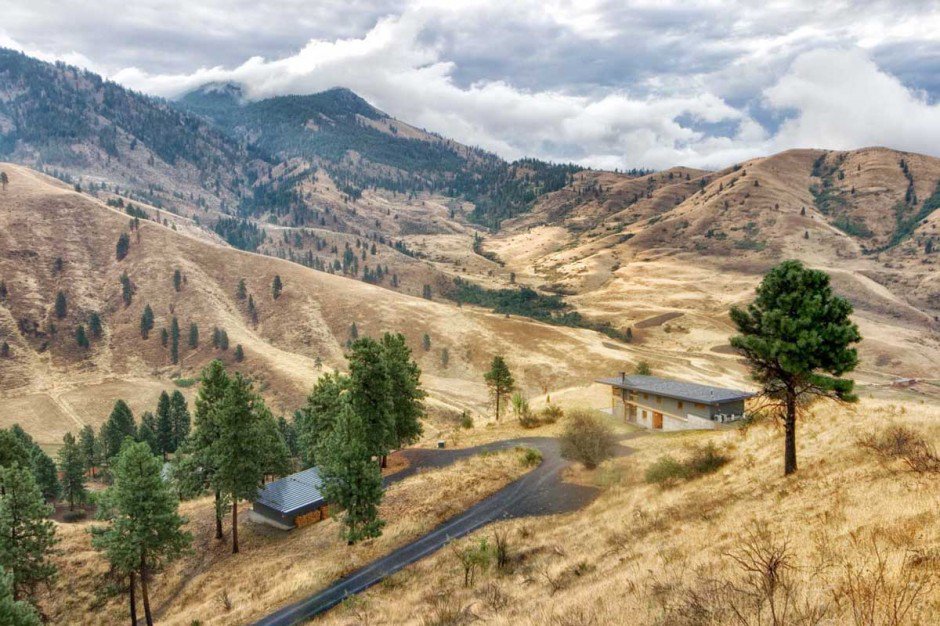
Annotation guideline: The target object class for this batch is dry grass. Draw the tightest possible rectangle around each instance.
[316,397,940,625]
[39,448,535,625]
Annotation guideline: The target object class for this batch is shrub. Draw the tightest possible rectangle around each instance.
[634,360,652,376]
[518,447,542,467]
[62,510,87,523]
[459,411,474,429]
[857,425,940,474]
[559,409,616,469]
[645,442,729,486]
[539,403,564,424]
[518,412,541,429]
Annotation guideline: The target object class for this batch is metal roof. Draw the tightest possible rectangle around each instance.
[597,375,754,404]
[254,467,326,514]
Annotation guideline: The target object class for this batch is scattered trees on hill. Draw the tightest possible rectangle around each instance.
[140,305,154,338]
[120,272,133,306]
[170,317,180,364]
[234,344,244,362]
[88,312,103,339]
[0,465,57,603]
[271,275,283,300]
[188,323,198,349]
[172,269,182,292]
[731,260,860,476]
[0,171,8,191]
[211,327,229,351]
[115,233,130,261]
[484,356,515,420]
[54,291,67,319]
[57,433,87,511]
[74,325,89,349]
[92,441,191,626]
[235,279,247,301]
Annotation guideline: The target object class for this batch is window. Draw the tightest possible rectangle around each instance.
[677,401,684,410]
[642,393,648,400]
[695,402,706,409]
[641,410,647,418]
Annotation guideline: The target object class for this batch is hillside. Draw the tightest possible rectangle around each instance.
[482,147,940,379]
[0,163,683,451]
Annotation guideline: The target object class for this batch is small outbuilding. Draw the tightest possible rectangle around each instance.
[598,373,754,431]
[252,467,330,530]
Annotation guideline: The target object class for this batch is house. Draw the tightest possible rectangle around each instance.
[598,373,754,431]
[251,467,330,530]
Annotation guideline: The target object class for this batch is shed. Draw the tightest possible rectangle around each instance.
[252,467,330,530]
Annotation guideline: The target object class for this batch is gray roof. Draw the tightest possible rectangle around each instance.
[254,467,325,514]
[597,375,754,404]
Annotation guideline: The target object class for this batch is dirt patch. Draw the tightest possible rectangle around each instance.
[634,311,683,328]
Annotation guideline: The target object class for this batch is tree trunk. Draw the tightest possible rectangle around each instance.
[232,498,239,554]
[495,392,501,421]
[784,391,798,476]
[140,556,153,626]
[214,488,223,539]
[129,571,137,626]
[380,455,388,469]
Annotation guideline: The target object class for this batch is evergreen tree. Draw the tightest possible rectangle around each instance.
[0,171,8,191]
[296,372,349,467]
[169,392,190,450]
[271,275,283,300]
[188,323,198,349]
[30,453,58,503]
[235,279,247,301]
[189,361,230,539]
[277,416,299,460]
[54,291,67,319]
[213,374,270,553]
[156,392,174,459]
[233,344,244,362]
[140,305,154,338]
[347,338,395,465]
[422,284,432,300]
[0,466,57,602]
[91,441,191,626]
[349,322,358,340]
[484,356,515,420]
[440,347,449,368]
[170,317,180,364]
[120,272,133,306]
[102,400,136,460]
[318,403,385,544]
[0,430,30,471]
[0,343,8,359]
[57,433,86,511]
[172,270,182,292]
[381,333,425,449]
[731,260,861,475]
[78,425,99,478]
[0,565,41,625]
[136,420,158,455]
[0,281,6,301]
[422,333,431,351]
[115,233,130,261]
[75,325,89,349]
[218,329,229,351]
[88,312,103,339]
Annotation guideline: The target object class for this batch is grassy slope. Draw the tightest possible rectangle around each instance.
[319,397,940,625]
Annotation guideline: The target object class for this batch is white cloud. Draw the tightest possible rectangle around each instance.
[3,2,940,170]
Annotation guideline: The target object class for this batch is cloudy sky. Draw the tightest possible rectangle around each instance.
[2,0,940,169]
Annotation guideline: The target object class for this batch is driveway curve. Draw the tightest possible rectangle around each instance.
[251,435,634,626]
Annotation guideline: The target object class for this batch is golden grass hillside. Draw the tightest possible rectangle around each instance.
[318,397,940,625]
[0,163,666,447]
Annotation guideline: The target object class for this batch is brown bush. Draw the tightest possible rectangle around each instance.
[559,409,616,469]
[857,425,940,474]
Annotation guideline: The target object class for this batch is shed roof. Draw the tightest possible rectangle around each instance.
[254,467,325,515]
[597,375,754,404]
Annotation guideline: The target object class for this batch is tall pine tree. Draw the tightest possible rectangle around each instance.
[0,466,57,602]
[58,433,87,511]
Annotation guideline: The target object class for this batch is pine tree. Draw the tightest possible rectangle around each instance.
[78,425,98,478]
[349,322,358,340]
[422,333,431,351]
[102,400,136,460]
[160,328,169,347]
[136,420,158,455]
[91,441,191,626]
[214,374,272,553]
[188,323,198,349]
[0,565,41,625]
[88,312,103,339]
[347,338,395,465]
[440,347,449,368]
[170,317,180,364]
[155,392,174,459]
[0,466,57,602]
[318,403,385,543]
[0,281,6,301]
[30,452,58,503]
[484,356,515,420]
[54,291,67,319]
[172,270,182,292]
[0,171,8,191]
[58,433,87,511]
[731,260,860,475]
[120,272,133,306]
[271,275,283,300]
[189,360,230,539]
[381,333,425,449]
[0,431,30,470]
[235,279,247,301]
[297,372,349,467]
[219,330,229,351]
[75,325,89,349]
[169,391,190,450]
[116,233,131,261]
[234,344,244,362]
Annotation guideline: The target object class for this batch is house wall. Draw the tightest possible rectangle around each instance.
[609,384,747,431]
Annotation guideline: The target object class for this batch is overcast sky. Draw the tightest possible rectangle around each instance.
[2,0,939,169]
